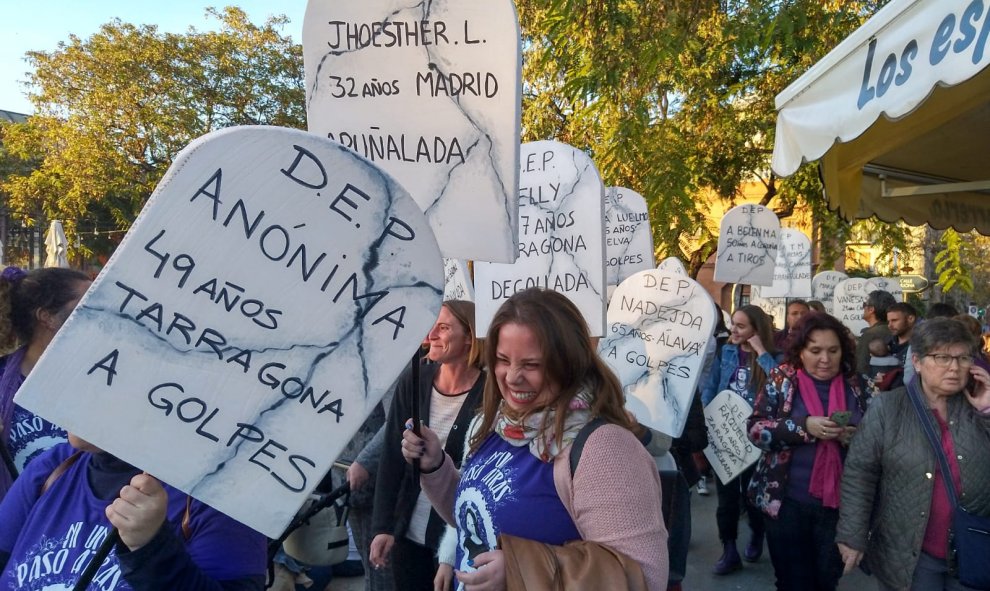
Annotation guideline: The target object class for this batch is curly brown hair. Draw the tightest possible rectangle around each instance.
[0,267,91,353]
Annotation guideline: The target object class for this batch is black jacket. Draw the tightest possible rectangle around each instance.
[371,361,485,550]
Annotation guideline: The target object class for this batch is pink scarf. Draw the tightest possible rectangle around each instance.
[796,369,846,508]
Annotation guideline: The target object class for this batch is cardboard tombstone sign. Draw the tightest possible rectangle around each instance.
[474,141,607,336]
[749,285,786,330]
[657,257,688,276]
[303,0,521,263]
[598,270,715,437]
[604,187,654,287]
[865,277,903,303]
[15,127,444,538]
[713,204,780,286]
[834,278,870,335]
[812,271,849,314]
[443,258,474,301]
[761,229,812,298]
[703,391,762,484]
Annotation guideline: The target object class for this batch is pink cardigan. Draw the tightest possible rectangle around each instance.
[420,422,668,591]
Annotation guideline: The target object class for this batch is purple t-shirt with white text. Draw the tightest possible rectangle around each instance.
[0,444,265,590]
[453,433,579,587]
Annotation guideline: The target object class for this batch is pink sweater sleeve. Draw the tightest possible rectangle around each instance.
[554,424,669,591]
[419,453,460,526]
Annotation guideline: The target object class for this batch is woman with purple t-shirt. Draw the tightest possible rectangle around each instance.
[0,266,90,500]
[747,312,867,591]
[401,288,668,590]
[0,434,267,590]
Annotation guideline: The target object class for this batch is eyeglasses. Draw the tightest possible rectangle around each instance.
[925,353,975,368]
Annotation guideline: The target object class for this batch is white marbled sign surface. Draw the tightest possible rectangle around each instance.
[657,257,688,276]
[443,258,474,301]
[761,229,812,298]
[834,278,870,335]
[474,141,607,336]
[604,187,654,287]
[865,277,904,302]
[15,127,444,538]
[303,0,521,263]
[703,391,762,485]
[713,204,780,286]
[598,270,715,437]
[749,285,787,330]
[812,271,849,314]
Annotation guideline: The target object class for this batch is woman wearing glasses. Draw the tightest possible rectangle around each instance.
[837,318,990,590]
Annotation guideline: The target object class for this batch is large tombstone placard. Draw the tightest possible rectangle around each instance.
[657,257,688,276]
[474,141,607,336]
[604,187,654,287]
[812,270,849,314]
[713,204,780,286]
[834,278,870,335]
[598,270,715,437]
[443,258,474,301]
[303,1,521,263]
[865,277,904,303]
[703,391,762,484]
[761,229,812,298]
[15,127,444,537]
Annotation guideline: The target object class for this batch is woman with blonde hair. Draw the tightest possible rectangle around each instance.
[370,300,486,590]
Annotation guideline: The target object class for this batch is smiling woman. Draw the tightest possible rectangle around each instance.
[402,288,668,591]
[370,300,485,590]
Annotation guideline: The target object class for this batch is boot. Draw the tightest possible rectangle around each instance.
[712,541,742,575]
[744,530,764,562]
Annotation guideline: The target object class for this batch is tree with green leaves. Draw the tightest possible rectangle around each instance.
[935,228,974,308]
[0,7,304,257]
[516,0,901,275]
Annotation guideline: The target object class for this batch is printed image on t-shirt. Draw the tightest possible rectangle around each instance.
[452,435,580,591]
[7,405,67,472]
[729,365,750,397]
[4,521,122,591]
[454,448,515,577]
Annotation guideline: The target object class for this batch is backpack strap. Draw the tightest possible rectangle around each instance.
[40,450,83,495]
[569,418,606,477]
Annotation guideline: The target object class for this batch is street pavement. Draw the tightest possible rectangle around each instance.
[328,484,876,591]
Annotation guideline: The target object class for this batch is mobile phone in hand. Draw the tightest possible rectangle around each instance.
[830,410,852,427]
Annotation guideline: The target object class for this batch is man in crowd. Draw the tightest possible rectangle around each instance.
[886,302,917,367]
[856,290,896,375]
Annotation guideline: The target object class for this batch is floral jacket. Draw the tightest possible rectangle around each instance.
[746,363,867,519]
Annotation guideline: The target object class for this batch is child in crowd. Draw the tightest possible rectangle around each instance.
[863,338,902,396]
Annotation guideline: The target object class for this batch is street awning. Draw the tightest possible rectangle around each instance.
[771,0,990,233]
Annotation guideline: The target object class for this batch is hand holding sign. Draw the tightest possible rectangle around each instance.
[703,391,762,484]
[15,126,444,537]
